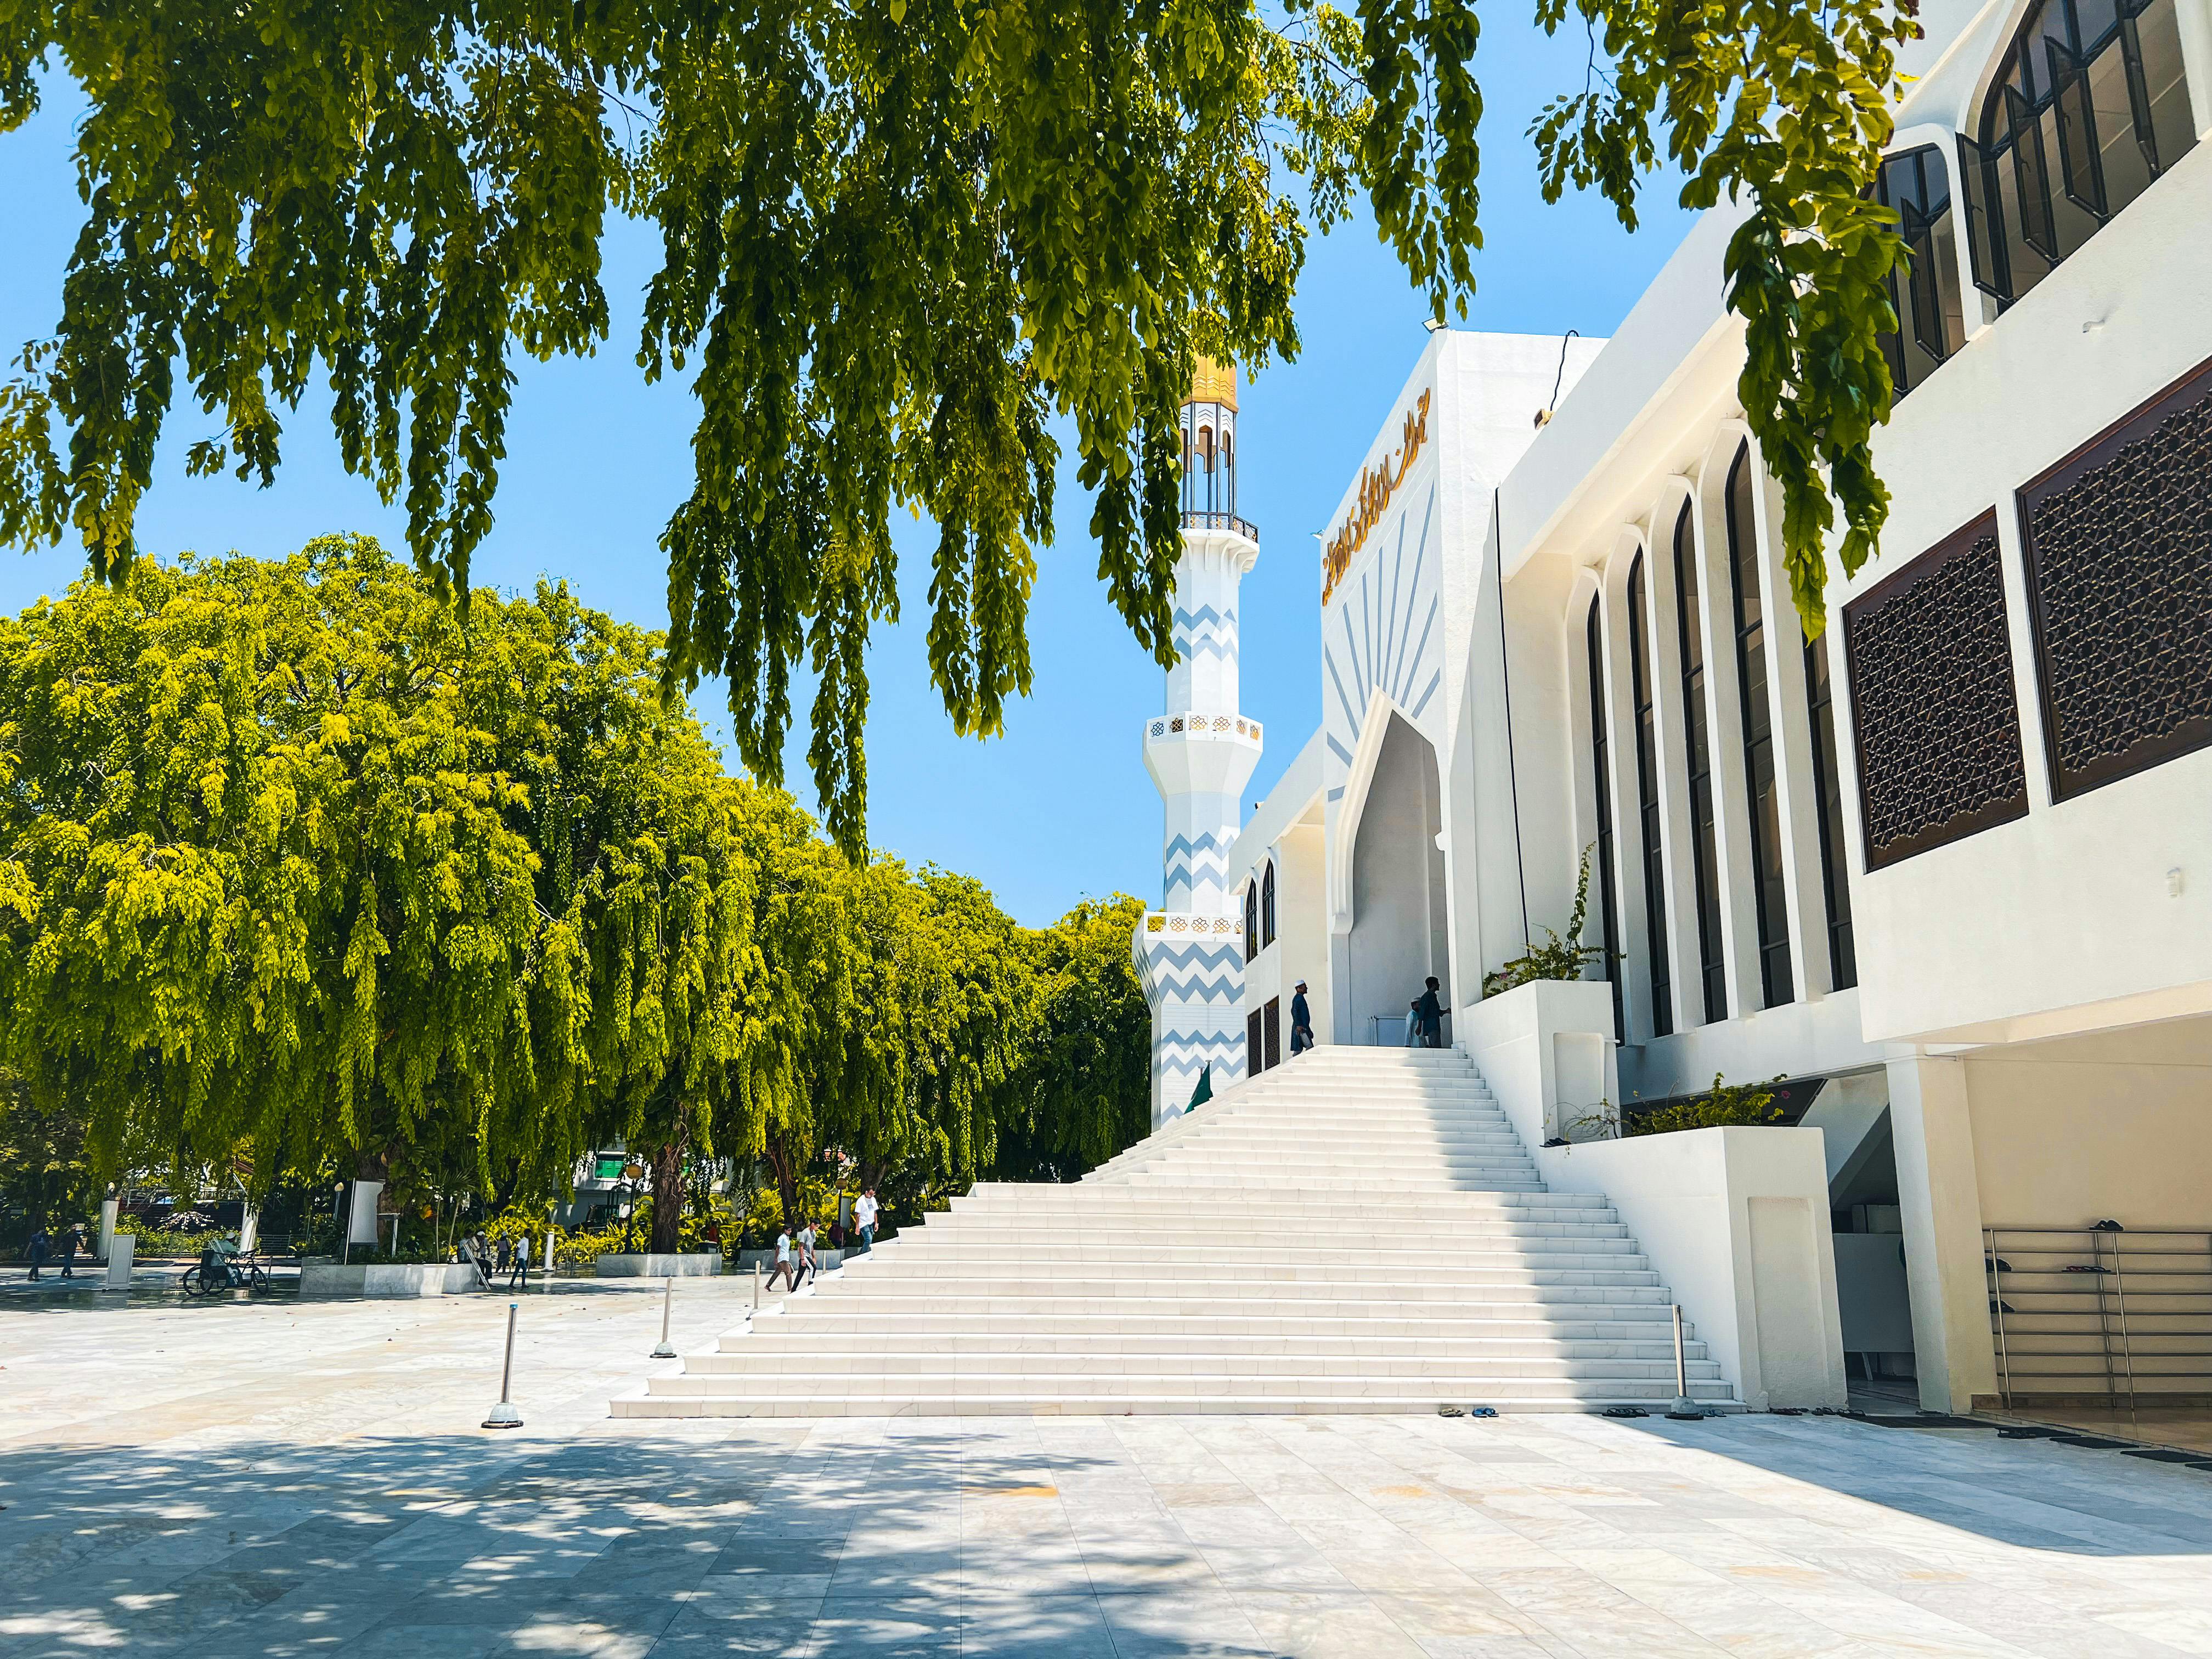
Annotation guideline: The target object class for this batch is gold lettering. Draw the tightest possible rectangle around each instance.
[1321,387,1435,605]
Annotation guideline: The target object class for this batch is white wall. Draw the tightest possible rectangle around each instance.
[1838,145,2212,1046]
[1536,1127,1849,1410]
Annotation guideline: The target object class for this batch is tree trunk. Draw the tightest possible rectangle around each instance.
[648,1126,689,1255]
[763,1141,801,1233]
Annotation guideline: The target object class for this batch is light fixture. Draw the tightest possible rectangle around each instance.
[1423,316,1448,334]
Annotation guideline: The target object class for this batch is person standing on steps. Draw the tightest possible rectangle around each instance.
[854,1187,878,1254]
[766,1224,799,1293]
[1289,981,1313,1056]
[1415,976,1444,1048]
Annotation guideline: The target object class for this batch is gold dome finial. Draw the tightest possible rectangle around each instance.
[1188,356,1238,411]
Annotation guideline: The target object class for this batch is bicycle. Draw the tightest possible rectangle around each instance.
[181,1248,271,1296]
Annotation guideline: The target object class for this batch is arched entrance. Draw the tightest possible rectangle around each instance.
[1346,711,1451,1044]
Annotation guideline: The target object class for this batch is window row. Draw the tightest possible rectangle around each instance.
[1241,859,1276,964]
[1870,0,2196,402]
[1577,441,1858,1045]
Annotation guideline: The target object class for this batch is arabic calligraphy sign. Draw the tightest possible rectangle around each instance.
[1321,388,1431,605]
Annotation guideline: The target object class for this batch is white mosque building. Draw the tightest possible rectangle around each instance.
[1196,0,2212,1420]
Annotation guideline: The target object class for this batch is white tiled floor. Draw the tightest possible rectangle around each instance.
[5,1280,2212,1655]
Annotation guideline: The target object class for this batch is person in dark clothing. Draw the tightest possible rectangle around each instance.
[1289,981,1314,1054]
[25,1226,49,1280]
[56,1226,78,1278]
[1415,977,1444,1048]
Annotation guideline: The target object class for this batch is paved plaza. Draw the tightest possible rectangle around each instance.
[5,1280,2212,1657]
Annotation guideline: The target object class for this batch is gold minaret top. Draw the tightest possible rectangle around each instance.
[1188,356,1238,410]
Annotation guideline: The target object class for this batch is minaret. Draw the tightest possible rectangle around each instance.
[1134,359,1264,1125]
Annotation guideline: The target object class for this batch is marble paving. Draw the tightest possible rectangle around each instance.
[5,1281,2212,1656]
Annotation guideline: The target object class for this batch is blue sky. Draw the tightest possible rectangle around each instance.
[0,33,1696,927]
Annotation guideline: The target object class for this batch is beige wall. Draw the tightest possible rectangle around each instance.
[1963,1018,2212,1228]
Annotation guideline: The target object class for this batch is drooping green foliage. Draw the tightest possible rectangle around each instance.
[0,540,1155,1238]
[0,0,1918,855]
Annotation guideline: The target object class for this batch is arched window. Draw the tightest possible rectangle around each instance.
[1725,446,1793,1009]
[1198,424,1215,471]
[1673,501,1727,1024]
[1584,595,1623,1041]
[1627,553,1673,1038]
[1962,0,2196,309]
[1243,879,1259,964]
[1872,146,1969,399]
[1260,861,1277,949]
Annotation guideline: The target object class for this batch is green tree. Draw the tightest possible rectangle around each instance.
[997,895,1152,1181]
[0,1071,96,1247]
[0,0,1918,854]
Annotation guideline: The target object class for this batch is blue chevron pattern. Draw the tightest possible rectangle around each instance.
[1143,941,1242,968]
[1146,973,1242,1003]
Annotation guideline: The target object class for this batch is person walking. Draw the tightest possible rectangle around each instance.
[24,1224,49,1281]
[494,1235,512,1275]
[796,1220,818,1286]
[1289,982,1313,1056]
[56,1224,78,1279]
[766,1224,799,1293]
[854,1187,878,1254]
[1415,976,1444,1048]
[506,1233,530,1289]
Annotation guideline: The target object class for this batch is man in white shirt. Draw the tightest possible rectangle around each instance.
[854,1188,878,1254]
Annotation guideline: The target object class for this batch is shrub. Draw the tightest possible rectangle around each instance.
[1626,1073,1785,1137]
[1482,846,1611,998]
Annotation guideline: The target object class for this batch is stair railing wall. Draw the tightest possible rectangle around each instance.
[1984,1223,2212,1410]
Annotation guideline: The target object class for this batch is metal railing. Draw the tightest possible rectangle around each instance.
[1985,1224,2212,1419]
[1180,510,1259,542]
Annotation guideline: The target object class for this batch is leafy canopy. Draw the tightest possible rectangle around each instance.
[0,0,1916,852]
[0,538,1156,1226]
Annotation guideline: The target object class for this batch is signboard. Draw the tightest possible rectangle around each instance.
[1321,388,1431,604]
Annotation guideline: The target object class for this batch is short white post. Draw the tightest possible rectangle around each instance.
[543,1228,556,1284]
[652,1276,678,1358]
[753,1259,761,1313]
[1667,1304,1705,1420]
[97,1197,119,1264]
[483,1302,524,1429]
[102,1233,134,1292]
[239,1205,260,1255]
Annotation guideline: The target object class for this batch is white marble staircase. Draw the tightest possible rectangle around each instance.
[612,1047,1740,1417]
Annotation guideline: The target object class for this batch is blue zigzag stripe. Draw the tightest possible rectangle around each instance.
[1172,605,1236,631]
[1149,974,1243,1002]
[1141,943,1242,966]
[1175,637,1238,663]
[1160,1031,1244,1051]
[1163,831,1229,859]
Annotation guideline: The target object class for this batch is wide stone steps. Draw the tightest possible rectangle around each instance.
[611,1049,1742,1418]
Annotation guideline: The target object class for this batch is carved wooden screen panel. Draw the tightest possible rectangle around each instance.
[2018,356,2212,800]
[1843,512,2030,870]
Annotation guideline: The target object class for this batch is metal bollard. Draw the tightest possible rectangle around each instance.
[651,1276,677,1358]
[1666,1304,1704,1420]
[482,1302,525,1429]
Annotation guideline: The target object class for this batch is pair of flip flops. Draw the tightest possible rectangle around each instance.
[1436,1404,1500,1418]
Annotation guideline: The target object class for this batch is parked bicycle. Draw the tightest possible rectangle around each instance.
[181,1240,270,1296]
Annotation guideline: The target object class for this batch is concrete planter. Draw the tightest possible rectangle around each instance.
[300,1262,487,1299]
[593,1252,725,1277]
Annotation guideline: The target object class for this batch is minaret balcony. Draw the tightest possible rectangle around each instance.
[1180,510,1259,543]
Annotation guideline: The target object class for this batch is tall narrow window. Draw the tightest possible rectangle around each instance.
[1243,880,1259,964]
[1585,597,1623,1041]
[1803,634,1858,989]
[1673,503,1727,1024]
[1260,861,1277,949]
[1726,447,1795,1008]
[1627,554,1673,1038]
